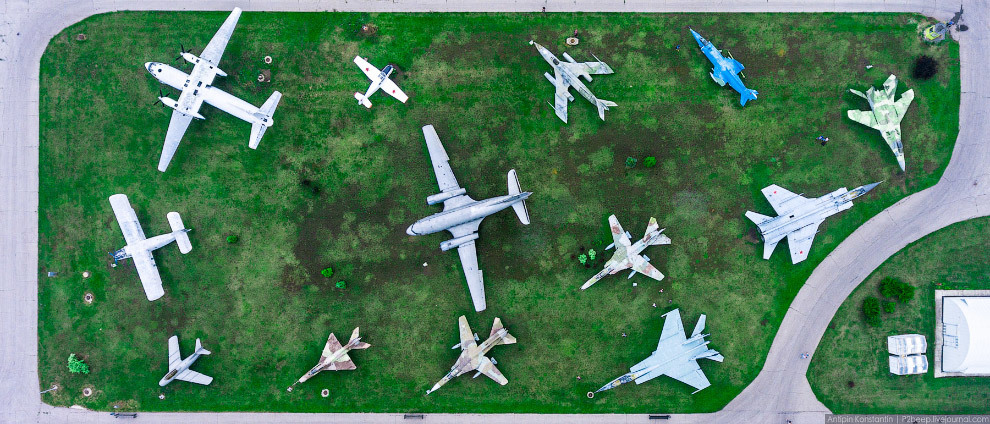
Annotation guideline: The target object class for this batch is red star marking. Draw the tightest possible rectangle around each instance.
[365,68,369,71]
[800,251,804,254]
[392,90,396,93]
[773,191,777,194]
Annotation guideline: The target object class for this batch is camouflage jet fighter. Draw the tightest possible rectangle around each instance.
[689,28,758,106]
[592,309,722,396]
[581,215,671,290]
[530,40,617,123]
[159,335,212,386]
[426,316,516,395]
[847,74,915,171]
[745,182,880,264]
[288,328,370,391]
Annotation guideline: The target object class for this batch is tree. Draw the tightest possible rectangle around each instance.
[321,267,333,278]
[68,353,89,374]
[588,249,596,261]
[879,277,915,303]
[643,156,657,168]
[913,55,938,80]
[578,254,587,265]
[882,301,896,314]
[625,157,637,168]
[862,296,882,327]
[335,281,346,289]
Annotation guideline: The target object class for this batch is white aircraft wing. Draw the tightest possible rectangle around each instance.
[175,368,213,385]
[562,60,614,76]
[847,109,880,129]
[448,220,485,312]
[787,222,820,264]
[109,194,147,245]
[422,125,474,210]
[761,184,809,215]
[199,8,242,66]
[659,359,711,392]
[633,260,665,282]
[458,315,477,350]
[158,110,194,172]
[168,335,182,369]
[608,215,632,248]
[133,251,165,301]
[477,356,508,385]
[552,70,571,123]
[380,78,409,103]
[354,56,381,80]
[656,309,688,352]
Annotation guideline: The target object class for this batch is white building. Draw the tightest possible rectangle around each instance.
[941,296,990,374]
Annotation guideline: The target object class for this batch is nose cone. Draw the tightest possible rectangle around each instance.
[144,62,155,73]
[689,28,705,46]
[860,181,882,194]
[406,224,418,236]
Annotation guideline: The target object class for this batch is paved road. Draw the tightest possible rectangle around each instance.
[1,1,985,423]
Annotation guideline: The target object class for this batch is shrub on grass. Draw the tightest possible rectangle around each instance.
[68,353,89,374]
[578,254,587,265]
[226,235,238,244]
[862,296,882,327]
[883,301,896,314]
[643,156,657,168]
[321,267,333,278]
[335,281,346,289]
[879,277,915,303]
[913,55,938,80]
[625,157,637,168]
[588,249,596,261]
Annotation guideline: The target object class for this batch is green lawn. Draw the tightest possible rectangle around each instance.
[809,218,990,414]
[38,12,959,413]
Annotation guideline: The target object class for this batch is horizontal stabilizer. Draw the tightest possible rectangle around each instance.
[166,212,192,254]
[354,92,373,108]
[249,91,281,149]
[739,89,758,106]
[744,210,773,227]
[692,314,706,337]
[596,99,617,121]
[195,338,211,356]
[507,169,530,225]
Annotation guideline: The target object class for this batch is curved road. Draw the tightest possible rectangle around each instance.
[1,1,985,423]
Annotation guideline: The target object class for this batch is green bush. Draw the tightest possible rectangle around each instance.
[67,353,89,374]
[578,254,587,265]
[335,281,346,289]
[882,301,896,314]
[321,267,334,278]
[588,249,596,261]
[226,235,238,244]
[879,277,915,303]
[862,296,882,327]
[625,157,637,168]
[643,156,657,168]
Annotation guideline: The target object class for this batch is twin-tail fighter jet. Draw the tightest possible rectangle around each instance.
[426,316,516,395]
[145,8,282,172]
[353,56,409,108]
[530,40,617,123]
[745,182,880,264]
[406,125,532,312]
[288,328,370,391]
[689,28,758,106]
[109,194,192,301]
[847,74,915,171]
[160,335,213,386]
[581,215,671,290]
[592,309,722,396]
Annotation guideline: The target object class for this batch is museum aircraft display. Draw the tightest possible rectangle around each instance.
[288,328,370,391]
[353,56,409,108]
[145,7,282,172]
[426,316,516,395]
[108,194,192,301]
[406,125,532,312]
[581,215,671,290]
[746,182,881,264]
[847,74,915,171]
[592,309,722,396]
[529,40,617,123]
[689,28,758,106]
[160,335,213,386]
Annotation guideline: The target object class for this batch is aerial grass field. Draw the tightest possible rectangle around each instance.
[809,218,990,414]
[38,12,959,413]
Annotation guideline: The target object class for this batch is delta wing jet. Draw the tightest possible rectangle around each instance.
[745,182,880,264]
[582,215,671,290]
[353,56,408,108]
[689,28,758,106]
[426,316,516,395]
[160,335,212,386]
[288,328,370,391]
[109,194,192,301]
[145,8,282,172]
[406,125,532,312]
[847,74,915,171]
[530,40,616,123]
[593,309,722,396]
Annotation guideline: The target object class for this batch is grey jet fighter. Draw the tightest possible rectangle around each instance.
[426,316,516,395]
[592,309,722,396]
[406,125,532,312]
[745,182,880,264]
[847,74,915,171]
[159,335,212,386]
[530,40,616,123]
[582,215,671,290]
[288,328,370,391]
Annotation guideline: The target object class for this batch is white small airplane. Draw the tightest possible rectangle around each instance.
[353,56,408,108]
[145,8,282,172]
[109,194,192,301]
[160,335,213,386]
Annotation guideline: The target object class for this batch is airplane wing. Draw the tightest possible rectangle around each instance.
[328,353,357,371]
[354,56,381,80]
[454,236,486,312]
[380,78,408,103]
[633,260,665,282]
[847,109,879,129]
[608,215,632,248]
[893,89,915,118]
[761,185,809,215]
[727,58,745,75]
[175,369,214,385]
[168,336,181,369]
[158,109,194,172]
[109,194,147,245]
[656,309,688,352]
[133,251,165,301]
[458,315,477,350]
[199,8,241,67]
[477,356,508,385]
[552,70,570,123]
[422,125,474,210]
[653,359,711,392]
[562,60,614,76]
[786,222,820,264]
[322,333,344,357]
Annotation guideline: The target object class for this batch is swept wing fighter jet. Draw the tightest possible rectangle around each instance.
[593,309,722,396]
[426,316,516,395]
[109,194,192,301]
[847,74,915,171]
[288,328,370,391]
[353,56,409,108]
[406,125,532,312]
[745,182,880,264]
[530,40,616,123]
[145,8,282,172]
[582,215,671,290]
[160,335,212,386]
[689,28,758,106]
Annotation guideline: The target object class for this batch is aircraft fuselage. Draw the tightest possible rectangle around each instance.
[406,193,532,236]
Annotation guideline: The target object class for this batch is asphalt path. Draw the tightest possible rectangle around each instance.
[1,1,985,423]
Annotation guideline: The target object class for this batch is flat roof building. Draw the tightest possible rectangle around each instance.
[935,290,990,377]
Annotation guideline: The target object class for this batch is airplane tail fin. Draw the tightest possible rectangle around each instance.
[490,318,517,346]
[507,169,530,225]
[249,91,281,149]
[354,92,373,108]
[349,327,371,350]
[195,338,211,356]
[166,212,192,254]
[739,89,758,106]
[596,99,617,121]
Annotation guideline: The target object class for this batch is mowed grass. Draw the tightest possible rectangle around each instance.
[38,12,958,413]
[808,218,990,414]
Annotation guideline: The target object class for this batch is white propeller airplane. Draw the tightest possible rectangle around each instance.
[109,194,192,301]
[353,56,408,108]
[145,8,282,172]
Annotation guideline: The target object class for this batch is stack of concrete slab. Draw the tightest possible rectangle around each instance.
[887,334,928,375]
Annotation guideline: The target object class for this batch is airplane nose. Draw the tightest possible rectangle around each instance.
[406,225,417,236]
[144,62,154,72]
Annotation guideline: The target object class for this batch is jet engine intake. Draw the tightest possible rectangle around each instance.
[440,233,479,251]
[427,188,467,206]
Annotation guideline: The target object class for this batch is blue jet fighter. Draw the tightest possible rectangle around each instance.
[689,28,758,106]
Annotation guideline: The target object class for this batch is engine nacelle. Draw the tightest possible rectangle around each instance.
[440,233,479,252]
[427,188,467,206]
[159,97,205,120]
[182,52,227,76]
[562,52,578,63]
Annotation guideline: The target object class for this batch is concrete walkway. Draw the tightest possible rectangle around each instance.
[1,1,985,423]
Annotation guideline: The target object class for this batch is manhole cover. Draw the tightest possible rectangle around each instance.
[566,37,579,46]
